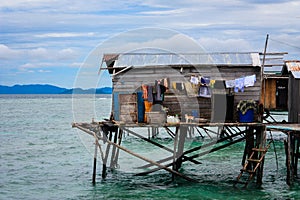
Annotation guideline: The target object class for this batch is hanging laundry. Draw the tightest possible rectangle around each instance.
[155,80,162,101]
[210,79,216,88]
[153,80,167,102]
[163,78,170,90]
[244,74,256,87]
[234,77,245,93]
[225,80,235,88]
[204,77,211,85]
[190,76,199,85]
[172,82,177,90]
[199,85,211,97]
[185,82,195,96]
[147,85,154,102]
[142,84,148,99]
[160,84,166,101]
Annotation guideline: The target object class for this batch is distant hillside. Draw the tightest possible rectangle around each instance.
[61,87,112,94]
[0,84,112,94]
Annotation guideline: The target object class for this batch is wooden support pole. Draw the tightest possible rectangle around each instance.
[102,130,113,179]
[172,126,180,179]
[110,128,118,168]
[295,136,300,177]
[175,125,187,171]
[291,133,296,179]
[242,127,254,167]
[112,128,123,168]
[285,134,292,185]
[164,127,175,138]
[92,138,98,185]
[255,125,266,185]
[195,127,204,138]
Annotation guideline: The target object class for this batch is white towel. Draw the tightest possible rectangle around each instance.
[244,75,256,87]
[225,80,235,88]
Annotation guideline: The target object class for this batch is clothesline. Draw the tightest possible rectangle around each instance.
[225,74,256,93]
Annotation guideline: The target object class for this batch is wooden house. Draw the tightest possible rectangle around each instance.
[287,60,300,123]
[101,52,263,124]
[260,53,289,110]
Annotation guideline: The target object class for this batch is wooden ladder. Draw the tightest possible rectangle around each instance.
[235,140,272,188]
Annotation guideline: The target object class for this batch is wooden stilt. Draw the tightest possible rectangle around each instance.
[112,128,123,168]
[175,125,187,171]
[285,135,292,185]
[195,127,204,138]
[110,128,119,168]
[164,127,175,138]
[147,127,150,139]
[242,127,254,166]
[102,131,113,179]
[255,125,266,185]
[92,138,98,185]
[172,126,180,180]
[295,136,300,177]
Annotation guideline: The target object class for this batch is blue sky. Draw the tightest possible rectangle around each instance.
[1,0,300,88]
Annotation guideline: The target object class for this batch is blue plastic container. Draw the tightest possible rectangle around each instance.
[137,91,145,123]
[238,109,254,123]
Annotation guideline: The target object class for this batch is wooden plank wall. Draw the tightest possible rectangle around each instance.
[288,75,300,123]
[112,65,261,122]
[260,79,276,109]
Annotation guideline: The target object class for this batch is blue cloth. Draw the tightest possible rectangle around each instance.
[234,77,245,93]
[147,85,153,102]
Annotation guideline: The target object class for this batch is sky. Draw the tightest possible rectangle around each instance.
[1,0,300,88]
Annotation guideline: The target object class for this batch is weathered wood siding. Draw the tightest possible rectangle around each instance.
[261,79,277,109]
[288,74,300,123]
[112,65,261,122]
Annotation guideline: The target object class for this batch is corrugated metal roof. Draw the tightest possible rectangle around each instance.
[111,52,261,67]
[286,60,300,71]
[286,60,300,79]
[291,71,300,79]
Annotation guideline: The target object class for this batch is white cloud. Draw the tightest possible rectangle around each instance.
[38,69,51,73]
[57,48,79,61]
[198,37,254,52]
[139,8,186,15]
[0,44,22,59]
[28,47,49,59]
[35,32,96,38]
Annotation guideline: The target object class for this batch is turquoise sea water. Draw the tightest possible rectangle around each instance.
[0,95,300,200]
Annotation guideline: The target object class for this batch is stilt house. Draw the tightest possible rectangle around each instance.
[101,52,262,124]
[261,53,289,110]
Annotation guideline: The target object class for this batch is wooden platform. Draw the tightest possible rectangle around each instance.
[267,124,300,132]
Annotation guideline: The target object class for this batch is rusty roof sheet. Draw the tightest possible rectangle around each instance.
[103,54,119,62]
[286,61,300,79]
[286,60,300,71]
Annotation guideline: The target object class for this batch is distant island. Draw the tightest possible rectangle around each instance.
[0,84,112,94]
